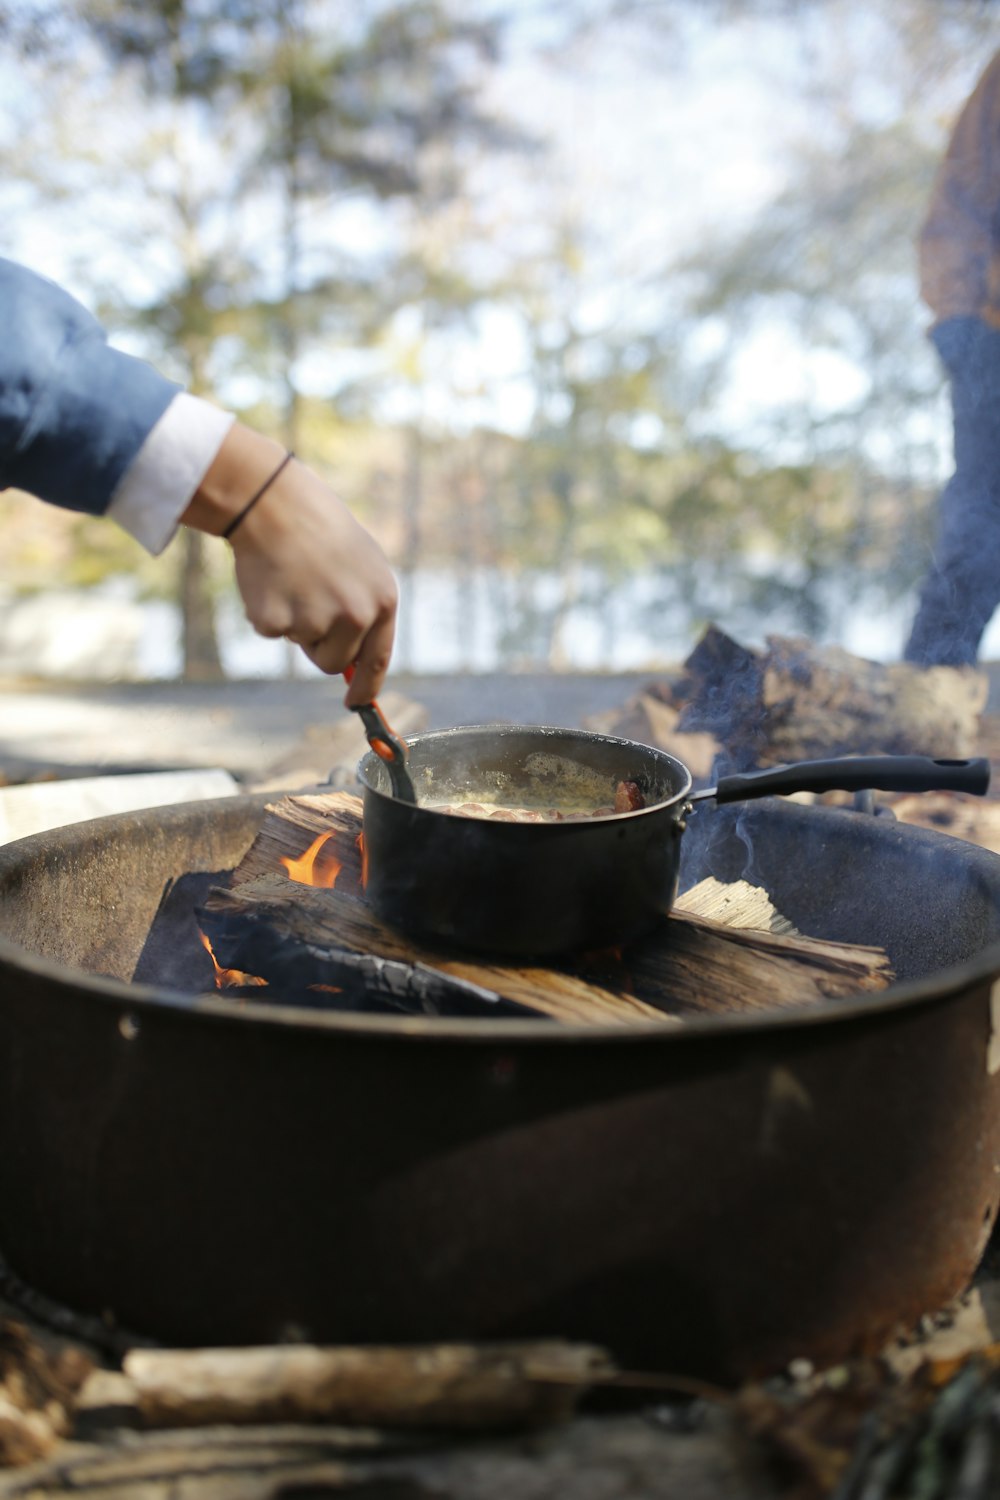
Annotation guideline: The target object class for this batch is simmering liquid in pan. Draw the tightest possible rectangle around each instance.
[428,779,647,822]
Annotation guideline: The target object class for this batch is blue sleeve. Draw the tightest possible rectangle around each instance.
[0,257,181,516]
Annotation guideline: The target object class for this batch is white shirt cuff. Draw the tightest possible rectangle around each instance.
[107,392,235,555]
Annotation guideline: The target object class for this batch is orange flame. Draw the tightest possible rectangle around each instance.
[280,831,342,888]
[198,930,268,990]
[358,831,368,889]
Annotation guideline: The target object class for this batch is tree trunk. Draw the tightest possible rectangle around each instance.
[396,421,425,671]
[279,36,304,682]
[180,530,224,682]
[179,303,223,682]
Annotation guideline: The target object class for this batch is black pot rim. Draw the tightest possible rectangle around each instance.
[356,722,695,821]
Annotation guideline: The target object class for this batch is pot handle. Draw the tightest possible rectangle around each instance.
[701,755,991,805]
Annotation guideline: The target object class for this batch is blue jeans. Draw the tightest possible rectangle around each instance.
[905,317,1000,665]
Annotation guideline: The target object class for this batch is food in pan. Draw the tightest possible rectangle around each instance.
[433,780,648,822]
[613,779,645,814]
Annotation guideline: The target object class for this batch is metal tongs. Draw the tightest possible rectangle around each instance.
[343,666,417,804]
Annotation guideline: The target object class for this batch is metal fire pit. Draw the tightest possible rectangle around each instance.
[0,791,998,1382]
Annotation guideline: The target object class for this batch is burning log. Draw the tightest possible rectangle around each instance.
[195,792,893,1024]
[202,873,672,1023]
[77,1339,613,1432]
[678,626,988,769]
[133,871,235,991]
[228,790,364,889]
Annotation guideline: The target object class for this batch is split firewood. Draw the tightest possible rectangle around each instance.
[76,1340,614,1432]
[229,791,366,891]
[625,909,893,1014]
[675,876,799,935]
[678,625,987,767]
[0,1435,365,1496]
[199,791,893,1023]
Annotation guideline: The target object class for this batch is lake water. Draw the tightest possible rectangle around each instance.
[2,564,994,681]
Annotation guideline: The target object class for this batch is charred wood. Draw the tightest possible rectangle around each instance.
[198,792,893,1024]
[133,871,233,991]
[201,892,542,1020]
[202,875,669,1024]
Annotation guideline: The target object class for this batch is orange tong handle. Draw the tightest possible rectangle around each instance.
[341,666,417,804]
[343,665,409,754]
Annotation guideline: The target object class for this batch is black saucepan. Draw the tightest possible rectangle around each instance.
[357,725,991,959]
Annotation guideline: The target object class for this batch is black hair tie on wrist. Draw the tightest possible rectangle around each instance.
[222,451,295,541]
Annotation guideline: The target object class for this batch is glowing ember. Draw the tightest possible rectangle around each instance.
[198,930,267,990]
[280,831,342,888]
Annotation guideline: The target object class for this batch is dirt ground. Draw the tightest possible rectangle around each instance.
[1,661,998,782]
[0,670,658,780]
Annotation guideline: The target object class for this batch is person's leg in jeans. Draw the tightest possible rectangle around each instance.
[905,337,1000,665]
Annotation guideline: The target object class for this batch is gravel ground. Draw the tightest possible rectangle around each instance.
[0,671,660,780]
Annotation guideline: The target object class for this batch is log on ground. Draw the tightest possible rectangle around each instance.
[77,1340,614,1432]
[678,626,987,767]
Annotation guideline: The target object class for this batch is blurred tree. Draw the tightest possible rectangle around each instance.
[452,0,1000,650]
[7,0,520,676]
[656,0,1000,635]
[6,0,1000,675]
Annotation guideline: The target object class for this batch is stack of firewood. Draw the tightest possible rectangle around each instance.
[586,626,989,774]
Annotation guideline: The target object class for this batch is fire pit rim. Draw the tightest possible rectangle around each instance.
[20,941,1000,1043]
[0,792,998,1043]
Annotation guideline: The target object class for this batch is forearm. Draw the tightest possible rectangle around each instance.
[179,423,288,536]
[182,424,399,701]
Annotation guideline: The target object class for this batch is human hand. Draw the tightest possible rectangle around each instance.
[181,426,397,703]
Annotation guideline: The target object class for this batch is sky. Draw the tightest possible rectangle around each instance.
[306,3,1000,451]
[3,1,999,444]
